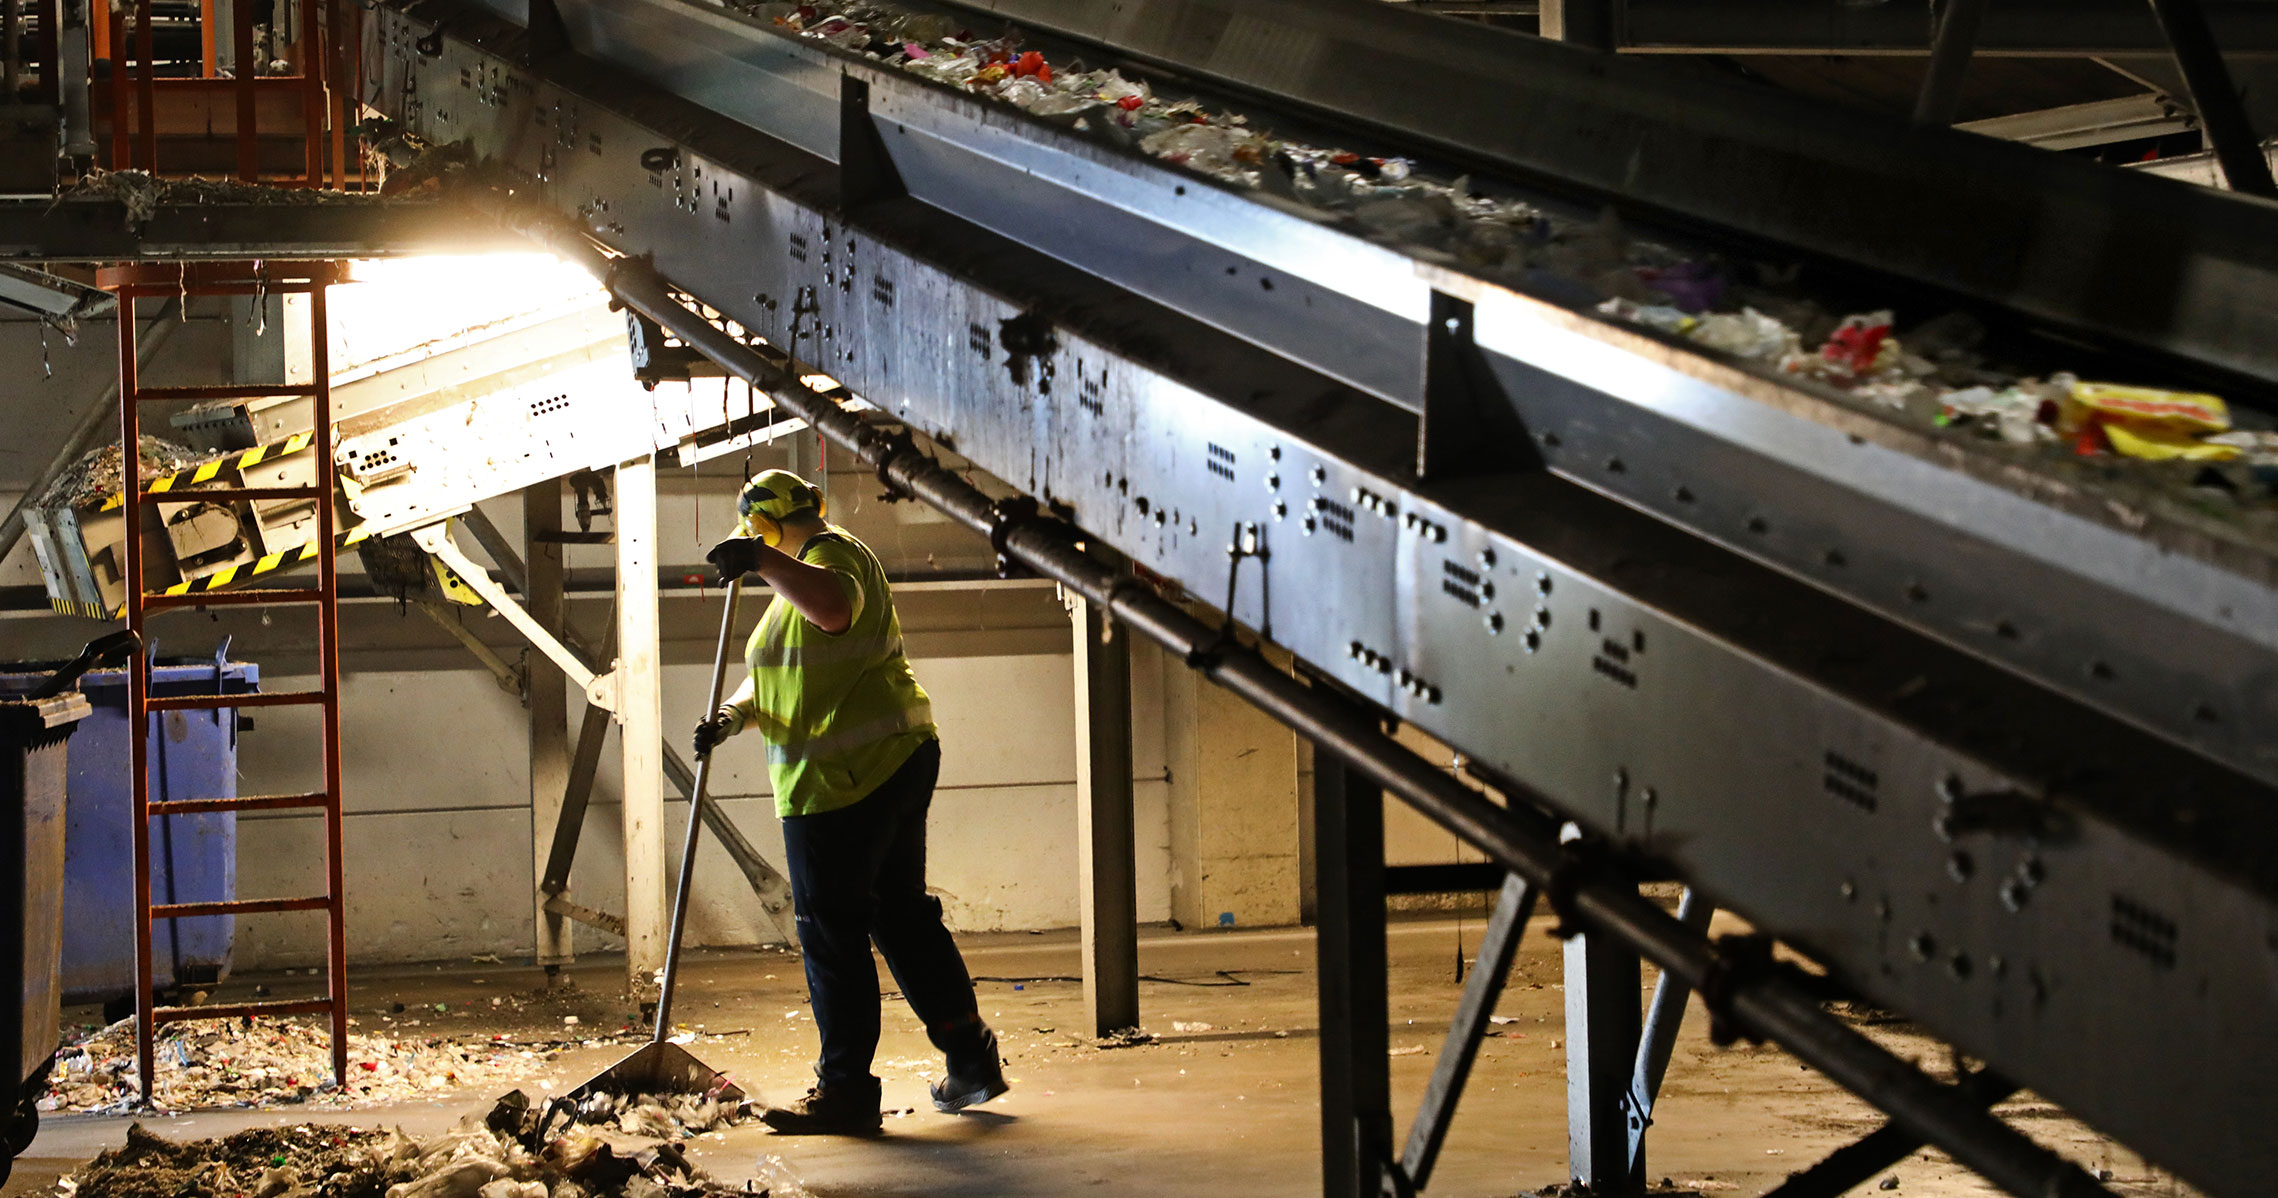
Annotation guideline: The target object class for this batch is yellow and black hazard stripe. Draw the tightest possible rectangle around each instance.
[98,430,319,513]
[52,523,376,618]
[153,524,375,599]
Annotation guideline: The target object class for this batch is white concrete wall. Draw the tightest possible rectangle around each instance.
[219,634,1176,970]
[3,327,1302,972]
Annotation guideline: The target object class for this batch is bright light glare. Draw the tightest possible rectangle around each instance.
[329,253,608,373]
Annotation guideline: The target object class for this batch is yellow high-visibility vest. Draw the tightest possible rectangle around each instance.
[720,528,934,817]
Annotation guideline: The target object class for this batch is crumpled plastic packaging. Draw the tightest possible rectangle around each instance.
[1815,310,1899,377]
[1139,122,1270,186]
[2065,381,2240,461]
[1596,298,1694,337]
[2206,430,2278,465]
[2069,382,2230,433]
[1940,385,2057,444]
[2100,423,2241,462]
[1687,308,1798,363]
[387,1159,512,1198]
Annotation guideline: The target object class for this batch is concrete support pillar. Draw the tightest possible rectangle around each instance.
[1160,652,1301,929]
[1072,592,1138,1037]
[616,454,665,992]
[526,478,572,968]
[1565,921,1644,1195]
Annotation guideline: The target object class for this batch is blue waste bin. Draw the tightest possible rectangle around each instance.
[0,655,256,1005]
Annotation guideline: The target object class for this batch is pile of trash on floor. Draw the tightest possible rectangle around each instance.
[53,1087,797,1198]
[743,0,2278,508]
[44,1017,618,1116]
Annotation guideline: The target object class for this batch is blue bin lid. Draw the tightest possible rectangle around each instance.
[0,659,260,691]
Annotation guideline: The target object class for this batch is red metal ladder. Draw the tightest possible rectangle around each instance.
[106,261,349,1103]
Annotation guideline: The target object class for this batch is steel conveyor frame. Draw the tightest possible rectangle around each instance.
[507,204,2116,1198]
[418,0,2278,795]
[359,0,2278,1192]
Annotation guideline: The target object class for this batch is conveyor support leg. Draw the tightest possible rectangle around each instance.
[1074,590,1139,1038]
[1315,755,1394,1198]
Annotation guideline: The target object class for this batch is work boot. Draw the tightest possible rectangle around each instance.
[930,1028,1010,1113]
[761,1079,883,1135]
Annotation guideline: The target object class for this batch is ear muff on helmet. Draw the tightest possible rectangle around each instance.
[736,469,826,548]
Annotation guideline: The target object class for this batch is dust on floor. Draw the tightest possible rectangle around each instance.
[11,921,2202,1198]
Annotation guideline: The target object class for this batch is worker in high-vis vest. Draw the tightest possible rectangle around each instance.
[696,468,1006,1135]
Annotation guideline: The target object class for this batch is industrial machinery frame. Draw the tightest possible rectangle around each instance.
[352,0,2278,1192]
[0,0,2153,1188]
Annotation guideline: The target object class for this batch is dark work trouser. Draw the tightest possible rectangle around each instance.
[779,738,989,1091]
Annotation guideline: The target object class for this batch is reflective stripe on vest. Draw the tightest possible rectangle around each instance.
[766,701,934,766]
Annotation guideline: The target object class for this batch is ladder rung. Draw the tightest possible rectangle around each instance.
[147,690,328,711]
[132,383,323,401]
[136,486,326,504]
[145,588,327,610]
[149,791,331,815]
[153,895,331,920]
[153,997,334,1025]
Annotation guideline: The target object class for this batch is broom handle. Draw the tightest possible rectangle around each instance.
[654,577,743,1041]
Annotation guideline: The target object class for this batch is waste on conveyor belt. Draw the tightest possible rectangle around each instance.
[43,1016,622,1116]
[39,437,218,510]
[65,168,360,227]
[51,1107,804,1198]
[744,0,2278,507]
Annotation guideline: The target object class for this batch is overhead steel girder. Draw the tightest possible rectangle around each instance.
[0,198,527,261]
[369,4,2278,1193]
[1608,0,2278,55]
[445,0,2278,799]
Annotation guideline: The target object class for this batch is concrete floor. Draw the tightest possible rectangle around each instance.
[3,912,2194,1198]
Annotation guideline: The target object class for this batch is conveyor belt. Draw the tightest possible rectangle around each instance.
[360,1,2278,1191]
[418,0,2278,794]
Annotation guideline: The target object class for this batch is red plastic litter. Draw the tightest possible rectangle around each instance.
[1820,314,1892,375]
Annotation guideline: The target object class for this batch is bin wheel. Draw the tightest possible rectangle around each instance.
[0,1146,13,1186]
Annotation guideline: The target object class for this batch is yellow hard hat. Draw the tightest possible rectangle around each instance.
[736,469,826,547]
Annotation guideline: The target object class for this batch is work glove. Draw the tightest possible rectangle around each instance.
[706,535,766,583]
[692,707,737,758]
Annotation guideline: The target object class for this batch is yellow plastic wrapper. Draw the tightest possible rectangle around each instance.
[2101,421,2242,462]
[2071,382,2231,432]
